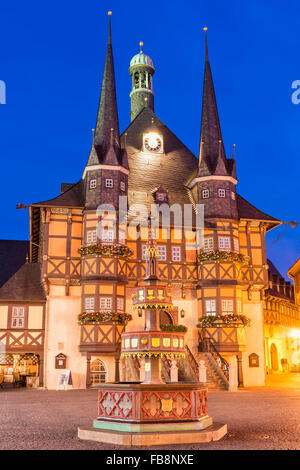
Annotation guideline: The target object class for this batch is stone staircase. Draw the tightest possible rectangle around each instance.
[120,348,229,390]
[195,352,229,390]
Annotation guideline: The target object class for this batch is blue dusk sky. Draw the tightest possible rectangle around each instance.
[0,0,299,279]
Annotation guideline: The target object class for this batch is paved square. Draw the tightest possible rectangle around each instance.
[1,374,300,450]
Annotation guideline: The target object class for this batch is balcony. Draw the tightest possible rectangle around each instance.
[79,322,125,353]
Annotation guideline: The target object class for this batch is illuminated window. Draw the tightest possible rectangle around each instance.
[204,237,214,251]
[205,300,216,316]
[138,289,145,301]
[158,246,166,261]
[102,230,114,243]
[231,191,236,200]
[87,230,97,244]
[89,179,97,189]
[202,189,209,199]
[90,359,107,386]
[219,237,230,250]
[120,181,125,192]
[117,298,124,312]
[85,297,95,312]
[222,300,234,314]
[11,307,25,328]
[100,298,112,311]
[105,179,113,188]
[233,238,239,253]
[172,246,181,261]
[218,189,226,198]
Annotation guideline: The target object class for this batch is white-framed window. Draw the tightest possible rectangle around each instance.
[119,230,126,244]
[142,245,147,260]
[87,230,97,245]
[89,179,97,189]
[102,230,114,243]
[117,297,124,312]
[222,299,234,314]
[158,246,166,261]
[203,237,214,251]
[219,237,230,250]
[233,238,239,253]
[120,181,125,192]
[90,359,107,386]
[202,189,209,199]
[237,300,242,313]
[105,178,113,188]
[172,246,181,261]
[85,297,95,312]
[205,300,216,316]
[100,297,112,311]
[231,191,236,200]
[138,289,145,301]
[11,307,25,328]
[218,189,226,198]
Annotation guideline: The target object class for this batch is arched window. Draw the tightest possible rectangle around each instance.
[134,72,139,89]
[90,359,107,386]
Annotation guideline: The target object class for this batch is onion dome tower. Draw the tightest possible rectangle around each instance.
[129,42,155,121]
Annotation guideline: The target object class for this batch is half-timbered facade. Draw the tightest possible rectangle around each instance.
[0,15,299,389]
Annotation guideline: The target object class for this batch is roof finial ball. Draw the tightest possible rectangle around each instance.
[139,41,144,53]
[107,10,112,15]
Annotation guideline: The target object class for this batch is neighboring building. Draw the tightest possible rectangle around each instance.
[0,16,299,389]
[264,260,300,373]
[0,241,46,385]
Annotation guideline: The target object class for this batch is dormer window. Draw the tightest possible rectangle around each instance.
[155,187,167,203]
[89,179,97,189]
[202,189,209,199]
[218,189,226,198]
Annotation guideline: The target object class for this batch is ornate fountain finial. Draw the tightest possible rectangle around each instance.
[145,215,159,280]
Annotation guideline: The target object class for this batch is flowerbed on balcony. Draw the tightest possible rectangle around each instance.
[78,243,133,258]
[197,314,250,328]
[160,324,187,333]
[197,250,247,264]
[78,311,132,325]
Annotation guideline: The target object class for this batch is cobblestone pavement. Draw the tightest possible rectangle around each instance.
[1,375,300,450]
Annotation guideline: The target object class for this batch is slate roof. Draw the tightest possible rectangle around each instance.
[236,194,280,224]
[121,107,198,214]
[266,258,294,302]
[0,240,46,301]
[31,180,85,208]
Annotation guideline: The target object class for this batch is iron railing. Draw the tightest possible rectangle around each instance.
[198,331,229,382]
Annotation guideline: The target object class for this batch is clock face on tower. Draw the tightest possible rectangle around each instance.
[143,132,163,153]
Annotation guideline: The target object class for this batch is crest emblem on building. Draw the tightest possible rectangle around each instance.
[161,398,173,412]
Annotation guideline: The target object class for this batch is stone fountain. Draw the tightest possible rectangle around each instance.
[78,221,227,446]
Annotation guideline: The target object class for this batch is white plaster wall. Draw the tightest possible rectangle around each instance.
[242,294,265,386]
[44,286,86,389]
[173,298,198,354]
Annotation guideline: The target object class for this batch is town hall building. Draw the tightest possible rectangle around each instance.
[0,13,299,390]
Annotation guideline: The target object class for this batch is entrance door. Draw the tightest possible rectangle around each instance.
[90,359,107,387]
[270,343,279,371]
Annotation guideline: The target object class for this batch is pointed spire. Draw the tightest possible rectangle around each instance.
[102,127,120,165]
[94,11,120,162]
[198,27,228,176]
